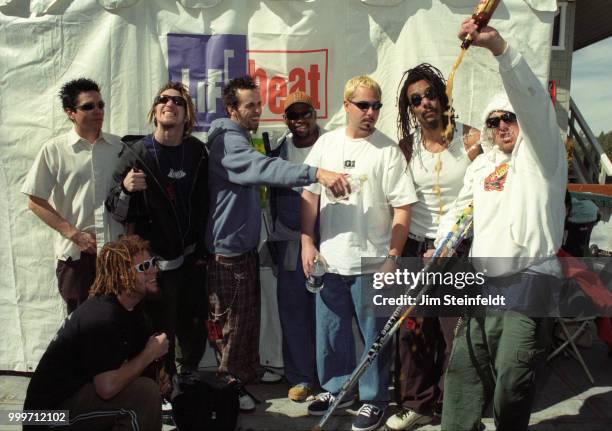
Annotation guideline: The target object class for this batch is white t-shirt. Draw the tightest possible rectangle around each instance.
[304,127,418,275]
[409,122,471,239]
[21,129,125,260]
[286,136,313,165]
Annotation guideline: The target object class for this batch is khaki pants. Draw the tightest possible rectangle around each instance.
[59,377,161,430]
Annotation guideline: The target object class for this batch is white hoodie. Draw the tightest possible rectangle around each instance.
[436,45,567,277]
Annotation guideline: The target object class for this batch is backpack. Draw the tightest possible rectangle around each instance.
[170,371,239,431]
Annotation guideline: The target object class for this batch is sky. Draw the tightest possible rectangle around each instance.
[570,36,612,136]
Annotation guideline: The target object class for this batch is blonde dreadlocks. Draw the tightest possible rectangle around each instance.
[89,235,150,297]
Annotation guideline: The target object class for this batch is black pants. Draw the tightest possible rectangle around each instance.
[145,257,208,375]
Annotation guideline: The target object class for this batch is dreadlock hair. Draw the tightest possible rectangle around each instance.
[396,63,453,163]
[89,235,150,297]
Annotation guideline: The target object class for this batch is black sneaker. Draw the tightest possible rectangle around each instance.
[307,392,355,416]
[352,403,385,431]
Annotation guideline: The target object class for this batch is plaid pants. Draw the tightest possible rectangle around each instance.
[207,251,264,383]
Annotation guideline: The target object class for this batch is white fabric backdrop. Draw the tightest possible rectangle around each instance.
[0,0,555,371]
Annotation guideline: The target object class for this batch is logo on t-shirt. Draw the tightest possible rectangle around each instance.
[484,163,509,191]
[344,160,355,168]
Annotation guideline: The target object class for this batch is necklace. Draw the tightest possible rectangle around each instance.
[420,130,446,223]
[152,137,186,181]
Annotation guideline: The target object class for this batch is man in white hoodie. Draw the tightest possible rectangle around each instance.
[437,19,567,431]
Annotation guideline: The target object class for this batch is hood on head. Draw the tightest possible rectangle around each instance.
[480,93,517,154]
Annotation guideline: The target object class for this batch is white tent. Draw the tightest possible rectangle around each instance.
[0,0,557,371]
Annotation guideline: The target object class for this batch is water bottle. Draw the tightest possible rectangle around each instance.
[306,254,327,293]
[325,174,367,204]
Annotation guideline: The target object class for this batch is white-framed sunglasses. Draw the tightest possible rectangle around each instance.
[134,256,157,273]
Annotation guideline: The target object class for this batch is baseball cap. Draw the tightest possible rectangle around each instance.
[284,91,313,112]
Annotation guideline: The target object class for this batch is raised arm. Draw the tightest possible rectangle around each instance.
[458,18,564,174]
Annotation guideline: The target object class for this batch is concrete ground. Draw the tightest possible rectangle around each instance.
[1,341,611,431]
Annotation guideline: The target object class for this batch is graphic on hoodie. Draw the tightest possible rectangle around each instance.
[484,162,509,191]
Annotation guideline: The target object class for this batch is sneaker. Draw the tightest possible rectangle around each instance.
[352,403,385,431]
[161,398,173,417]
[385,408,433,430]
[261,370,282,383]
[237,387,256,412]
[288,383,313,402]
[307,392,355,416]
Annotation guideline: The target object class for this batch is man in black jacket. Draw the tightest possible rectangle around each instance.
[106,82,208,376]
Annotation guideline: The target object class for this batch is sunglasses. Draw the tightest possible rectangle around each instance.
[75,101,105,111]
[348,100,383,111]
[285,110,314,121]
[134,256,157,273]
[408,88,437,107]
[155,95,187,107]
[486,112,517,128]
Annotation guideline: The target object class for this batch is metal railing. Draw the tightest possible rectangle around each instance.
[568,97,612,184]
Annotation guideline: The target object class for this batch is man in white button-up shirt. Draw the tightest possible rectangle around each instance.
[22,78,124,312]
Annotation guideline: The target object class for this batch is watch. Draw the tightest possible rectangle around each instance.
[386,254,400,263]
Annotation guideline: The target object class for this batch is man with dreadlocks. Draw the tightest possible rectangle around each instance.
[23,235,168,431]
[386,64,480,430]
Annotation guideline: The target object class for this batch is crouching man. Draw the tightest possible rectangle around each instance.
[23,235,169,431]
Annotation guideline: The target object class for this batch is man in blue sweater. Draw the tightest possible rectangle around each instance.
[206,76,347,410]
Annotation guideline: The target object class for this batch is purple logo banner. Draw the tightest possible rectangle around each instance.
[168,34,247,132]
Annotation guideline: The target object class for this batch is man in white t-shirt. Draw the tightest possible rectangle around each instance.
[301,76,417,431]
[268,91,325,402]
[22,78,124,312]
[386,64,480,430]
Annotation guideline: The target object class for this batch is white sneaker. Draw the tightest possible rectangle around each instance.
[261,370,282,383]
[161,399,172,416]
[238,388,256,412]
[385,408,433,430]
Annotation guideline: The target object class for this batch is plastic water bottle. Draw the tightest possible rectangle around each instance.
[306,255,327,293]
[325,174,367,204]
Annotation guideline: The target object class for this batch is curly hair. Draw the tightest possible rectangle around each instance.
[59,78,101,111]
[222,75,258,114]
[396,63,453,162]
[147,81,197,135]
[89,235,150,297]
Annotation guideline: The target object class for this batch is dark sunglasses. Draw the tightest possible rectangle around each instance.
[75,101,105,111]
[155,95,187,107]
[408,88,437,107]
[285,110,314,121]
[486,112,517,129]
[349,100,383,111]
[134,256,157,273]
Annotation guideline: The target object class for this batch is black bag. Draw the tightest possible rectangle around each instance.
[170,371,239,431]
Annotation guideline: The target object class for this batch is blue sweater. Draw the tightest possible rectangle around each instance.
[205,118,318,254]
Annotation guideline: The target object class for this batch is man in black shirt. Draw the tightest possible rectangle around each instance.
[24,235,169,430]
[106,82,208,376]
